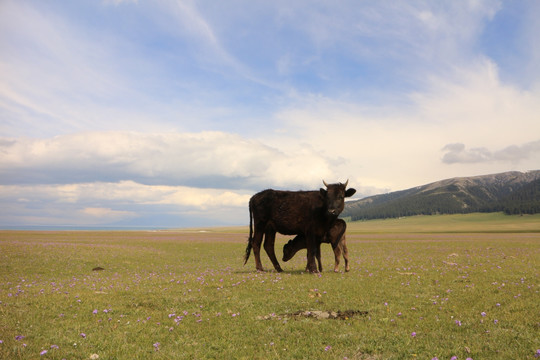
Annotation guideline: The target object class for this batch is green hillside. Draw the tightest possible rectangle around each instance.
[343,171,540,221]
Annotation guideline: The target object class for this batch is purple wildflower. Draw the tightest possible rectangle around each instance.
[450,357,458,360]
[50,344,59,349]
[411,332,416,337]
[535,349,540,358]
[455,320,462,326]
[324,345,332,351]
[15,335,25,341]
[481,312,486,317]
[0,340,3,344]
[153,342,160,351]
[40,350,48,356]
[92,309,98,314]
[80,333,86,338]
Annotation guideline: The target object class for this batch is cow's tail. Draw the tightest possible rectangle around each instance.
[243,201,254,265]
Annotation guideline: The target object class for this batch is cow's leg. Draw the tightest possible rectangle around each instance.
[252,228,265,272]
[316,243,323,272]
[263,229,283,272]
[305,234,319,273]
[308,243,323,272]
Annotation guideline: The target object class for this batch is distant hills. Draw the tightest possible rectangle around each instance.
[342,171,540,220]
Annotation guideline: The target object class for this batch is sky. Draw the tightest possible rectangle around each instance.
[1,0,539,228]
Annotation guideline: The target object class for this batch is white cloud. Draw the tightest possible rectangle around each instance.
[0,0,156,136]
[268,58,540,190]
[412,58,540,147]
[0,180,252,227]
[81,207,135,219]
[0,131,342,190]
[0,129,365,227]
[442,140,540,164]
[271,1,501,73]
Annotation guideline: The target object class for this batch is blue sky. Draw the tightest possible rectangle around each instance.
[1,0,539,228]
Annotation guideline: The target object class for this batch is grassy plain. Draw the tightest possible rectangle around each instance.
[1,213,539,359]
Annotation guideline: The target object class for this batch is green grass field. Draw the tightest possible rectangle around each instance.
[1,213,539,359]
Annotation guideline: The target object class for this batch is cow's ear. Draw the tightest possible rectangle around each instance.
[345,188,356,197]
[320,188,327,197]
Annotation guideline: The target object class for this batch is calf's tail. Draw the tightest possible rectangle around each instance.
[243,201,253,265]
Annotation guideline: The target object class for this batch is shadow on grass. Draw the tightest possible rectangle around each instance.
[234,268,345,275]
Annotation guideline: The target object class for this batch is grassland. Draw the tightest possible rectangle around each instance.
[1,213,539,359]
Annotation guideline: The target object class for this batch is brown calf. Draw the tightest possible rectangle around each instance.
[282,219,350,272]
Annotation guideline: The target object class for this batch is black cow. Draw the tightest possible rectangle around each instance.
[282,218,350,272]
[243,180,356,273]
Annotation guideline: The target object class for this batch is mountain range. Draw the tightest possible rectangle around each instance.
[342,170,540,220]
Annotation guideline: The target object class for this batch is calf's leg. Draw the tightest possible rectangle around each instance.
[333,242,342,272]
[341,236,350,272]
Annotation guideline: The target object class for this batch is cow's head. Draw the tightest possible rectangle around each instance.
[320,180,356,217]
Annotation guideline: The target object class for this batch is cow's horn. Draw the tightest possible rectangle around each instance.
[323,180,329,187]
[344,179,349,187]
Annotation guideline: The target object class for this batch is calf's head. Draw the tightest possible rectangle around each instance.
[282,237,303,262]
[282,240,300,261]
[320,180,356,217]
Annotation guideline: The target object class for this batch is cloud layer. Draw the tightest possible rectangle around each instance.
[1,1,539,227]
[0,131,339,189]
[0,131,355,227]
[442,141,540,164]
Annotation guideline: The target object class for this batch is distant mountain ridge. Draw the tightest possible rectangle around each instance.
[342,171,540,220]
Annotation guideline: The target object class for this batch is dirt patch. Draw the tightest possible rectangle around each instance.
[258,309,368,321]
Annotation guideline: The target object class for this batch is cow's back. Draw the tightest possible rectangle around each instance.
[250,189,324,235]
